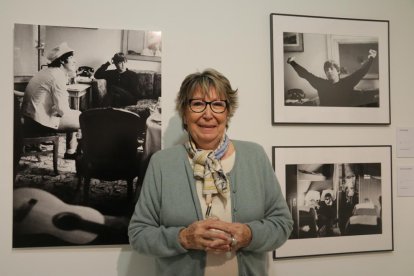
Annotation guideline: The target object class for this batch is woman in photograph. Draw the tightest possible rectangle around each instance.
[128,68,293,276]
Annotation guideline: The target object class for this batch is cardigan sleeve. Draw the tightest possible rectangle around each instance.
[128,155,188,257]
[243,145,293,252]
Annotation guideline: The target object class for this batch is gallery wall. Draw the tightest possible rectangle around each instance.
[1,0,414,275]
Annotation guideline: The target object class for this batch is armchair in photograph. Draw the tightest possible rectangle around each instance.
[75,108,146,203]
[91,70,161,108]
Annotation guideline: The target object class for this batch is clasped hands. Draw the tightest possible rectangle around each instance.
[179,218,252,253]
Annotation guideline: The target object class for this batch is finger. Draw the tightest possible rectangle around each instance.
[207,235,231,247]
[207,229,231,242]
[206,220,232,232]
[206,241,231,252]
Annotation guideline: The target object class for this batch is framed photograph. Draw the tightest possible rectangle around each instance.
[270,13,390,124]
[284,32,304,52]
[272,146,393,259]
[13,23,162,248]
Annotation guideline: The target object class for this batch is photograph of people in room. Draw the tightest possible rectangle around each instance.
[285,162,382,239]
[13,23,162,247]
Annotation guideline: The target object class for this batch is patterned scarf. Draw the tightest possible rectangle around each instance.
[186,134,230,207]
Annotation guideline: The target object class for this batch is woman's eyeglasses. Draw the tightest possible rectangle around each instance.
[188,99,227,113]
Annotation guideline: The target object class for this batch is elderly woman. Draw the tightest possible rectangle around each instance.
[128,69,293,275]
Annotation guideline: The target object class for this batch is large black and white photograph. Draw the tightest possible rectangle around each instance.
[273,146,393,259]
[13,24,162,247]
[271,13,390,124]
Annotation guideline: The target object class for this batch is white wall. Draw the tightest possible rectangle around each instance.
[1,0,414,275]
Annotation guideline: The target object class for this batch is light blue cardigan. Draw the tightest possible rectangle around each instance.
[128,140,293,276]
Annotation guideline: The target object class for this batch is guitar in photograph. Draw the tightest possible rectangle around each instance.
[13,187,107,245]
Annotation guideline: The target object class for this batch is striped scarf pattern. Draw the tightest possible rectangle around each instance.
[186,135,230,200]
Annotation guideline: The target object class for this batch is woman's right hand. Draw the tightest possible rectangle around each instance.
[179,219,232,252]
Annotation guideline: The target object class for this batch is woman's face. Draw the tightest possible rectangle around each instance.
[63,55,77,74]
[184,86,228,150]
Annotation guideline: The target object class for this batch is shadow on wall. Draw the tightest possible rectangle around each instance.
[117,247,156,276]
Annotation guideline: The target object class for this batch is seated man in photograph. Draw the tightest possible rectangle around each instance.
[21,42,80,159]
[298,199,319,239]
[286,49,378,107]
[317,193,337,237]
[94,53,139,107]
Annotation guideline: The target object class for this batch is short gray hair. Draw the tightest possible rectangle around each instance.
[175,68,238,130]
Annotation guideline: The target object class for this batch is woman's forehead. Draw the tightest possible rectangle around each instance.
[190,85,226,99]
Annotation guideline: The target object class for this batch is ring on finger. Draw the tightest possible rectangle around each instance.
[230,236,238,247]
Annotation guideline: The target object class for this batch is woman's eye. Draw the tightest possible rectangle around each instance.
[212,101,225,107]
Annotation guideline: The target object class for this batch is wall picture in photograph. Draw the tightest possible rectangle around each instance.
[13,23,162,248]
[283,32,304,52]
[270,13,390,124]
[272,146,393,259]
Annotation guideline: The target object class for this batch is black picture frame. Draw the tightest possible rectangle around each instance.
[270,13,390,124]
[272,145,393,259]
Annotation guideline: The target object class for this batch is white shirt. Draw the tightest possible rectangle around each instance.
[22,67,71,129]
[191,152,238,276]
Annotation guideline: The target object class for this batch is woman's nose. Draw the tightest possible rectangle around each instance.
[202,105,213,118]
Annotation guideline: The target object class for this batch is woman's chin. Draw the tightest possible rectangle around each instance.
[195,137,221,149]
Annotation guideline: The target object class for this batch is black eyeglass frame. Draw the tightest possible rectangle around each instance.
[188,99,228,114]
